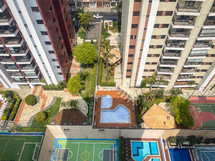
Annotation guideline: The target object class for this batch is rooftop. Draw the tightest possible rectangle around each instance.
[142,104,175,129]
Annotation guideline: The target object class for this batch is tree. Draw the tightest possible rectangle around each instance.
[170,96,194,127]
[35,112,46,122]
[25,94,37,106]
[78,12,93,30]
[70,100,78,109]
[100,40,115,81]
[170,88,183,97]
[67,75,84,94]
[73,42,97,65]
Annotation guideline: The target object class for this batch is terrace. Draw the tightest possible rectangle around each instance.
[176,1,202,16]
[172,15,195,29]
[94,90,136,128]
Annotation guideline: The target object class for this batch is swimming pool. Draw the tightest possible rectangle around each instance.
[131,141,159,161]
[195,146,215,161]
[169,148,191,161]
[101,95,112,108]
[100,105,130,123]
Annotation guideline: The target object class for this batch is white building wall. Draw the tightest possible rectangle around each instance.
[6,0,64,85]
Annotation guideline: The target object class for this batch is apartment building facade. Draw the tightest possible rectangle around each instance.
[0,0,74,89]
[121,0,215,92]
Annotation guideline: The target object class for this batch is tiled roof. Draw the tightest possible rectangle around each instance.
[51,109,87,125]
[142,104,175,129]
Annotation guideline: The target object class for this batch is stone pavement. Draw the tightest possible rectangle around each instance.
[107,30,120,47]
[114,64,122,88]
[70,57,81,77]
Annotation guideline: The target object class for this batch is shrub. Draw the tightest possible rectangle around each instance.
[70,100,78,109]
[100,82,116,87]
[204,138,212,144]
[1,115,7,120]
[67,75,84,94]
[25,94,37,106]
[168,136,177,144]
[78,71,89,81]
[97,57,103,84]
[3,108,11,118]
[35,112,47,122]
[5,90,14,98]
[196,136,203,144]
[42,81,66,90]
[8,96,21,121]
[119,136,125,161]
[187,135,197,145]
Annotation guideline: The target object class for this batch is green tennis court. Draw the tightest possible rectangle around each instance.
[0,135,43,161]
[52,139,119,161]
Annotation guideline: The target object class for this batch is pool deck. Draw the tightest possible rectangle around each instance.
[94,90,136,128]
[125,138,166,161]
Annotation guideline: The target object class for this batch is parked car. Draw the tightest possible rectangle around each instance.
[93,14,103,19]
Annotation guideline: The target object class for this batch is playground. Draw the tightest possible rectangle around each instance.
[51,139,119,161]
[0,134,43,161]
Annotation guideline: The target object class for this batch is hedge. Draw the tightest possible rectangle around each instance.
[119,136,125,161]
[97,57,103,84]
[100,82,116,87]
[8,94,21,121]
[42,81,66,90]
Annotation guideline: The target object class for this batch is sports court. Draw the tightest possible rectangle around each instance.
[51,139,119,161]
[190,103,215,129]
[195,146,215,161]
[0,134,43,161]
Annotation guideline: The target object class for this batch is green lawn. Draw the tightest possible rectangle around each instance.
[0,135,42,161]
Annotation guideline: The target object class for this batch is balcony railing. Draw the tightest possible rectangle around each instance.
[175,81,195,85]
[29,78,41,83]
[177,4,201,13]
[5,37,22,45]
[199,33,215,37]
[169,31,190,37]
[157,68,174,73]
[0,58,13,62]
[10,47,27,54]
[193,41,212,48]
[158,75,171,80]
[5,66,18,70]
[0,26,16,34]
[181,68,196,73]
[173,18,195,26]
[21,65,34,70]
[10,72,23,77]
[166,42,185,48]
[160,61,178,65]
[16,57,31,62]
[185,62,202,65]
[178,75,194,79]
[11,78,27,83]
[211,6,215,13]
[163,53,181,57]
[204,19,215,26]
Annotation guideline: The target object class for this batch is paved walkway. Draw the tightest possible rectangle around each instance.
[114,64,122,87]
[70,57,81,77]
[107,30,120,47]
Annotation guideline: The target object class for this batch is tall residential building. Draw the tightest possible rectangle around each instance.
[0,0,74,89]
[121,0,215,92]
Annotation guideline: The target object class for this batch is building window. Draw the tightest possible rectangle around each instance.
[134,0,141,2]
[56,28,58,33]
[48,51,55,54]
[169,0,177,2]
[128,54,134,57]
[127,70,132,72]
[130,35,136,39]
[36,20,43,24]
[128,62,133,65]
[150,69,155,72]
[157,11,162,16]
[49,6,52,12]
[59,37,61,41]
[61,45,64,49]
[152,62,157,65]
[159,35,166,39]
[133,11,140,16]
[146,62,150,65]
[165,11,173,16]
[56,66,60,69]
[148,54,152,57]
[58,73,62,75]
[154,54,160,57]
[162,24,169,28]
[24,24,28,27]
[41,31,48,35]
[131,24,138,28]
[31,7,39,12]
[154,24,159,28]
[52,59,57,62]
[45,41,51,45]
[129,45,135,49]
[53,18,56,23]
[202,69,207,72]
[149,45,154,48]
[144,69,148,72]
[156,45,162,48]
[151,35,156,39]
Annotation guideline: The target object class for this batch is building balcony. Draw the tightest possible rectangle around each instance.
[20,65,35,71]
[157,68,174,75]
[165,42,185,50]
[0,26,18,37]
[209,6,215,16]
[174,81,196,88]
[193,40,212,50]
[180,68,196,74]
[150,82,169,88]
[176,4,201,16]
[0,16,12,26]
[5,65,19,71]
[10,72,24,78]
[0,49,8,56]
[16,57,32,65]
[162,53,181,59]
[11,78,27,84]
[0,57,14,64]
[177,75,194,81]
[157,75,171,81]
[172,18,195,29]
[184,62,202,67]
[28,78,41,83]
[203,18,215,29]
[169,31,190,40]
[0,1,6,13]
[5,38,23,47]
[198,29,215,40]
[159,61,178,68]
[188,54,206,59]
[25,73,40,79]
[10,48,28,56]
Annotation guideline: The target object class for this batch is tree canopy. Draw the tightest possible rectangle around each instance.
[78,12,93,30]
[73,42,97,65]
[170,96,194,127]
[67,75,84,94]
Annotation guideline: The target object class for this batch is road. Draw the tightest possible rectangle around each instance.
[92,12,120,21]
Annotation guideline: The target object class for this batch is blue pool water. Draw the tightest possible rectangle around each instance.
[100,105,130,123]
[101,95,112,108]
[195,146,215,161]
[169,148,191,161]
[131,141,159,161]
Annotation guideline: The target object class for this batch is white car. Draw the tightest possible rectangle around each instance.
[93,14,103,19]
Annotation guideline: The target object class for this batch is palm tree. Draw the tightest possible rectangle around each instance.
[100,40,115,81]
